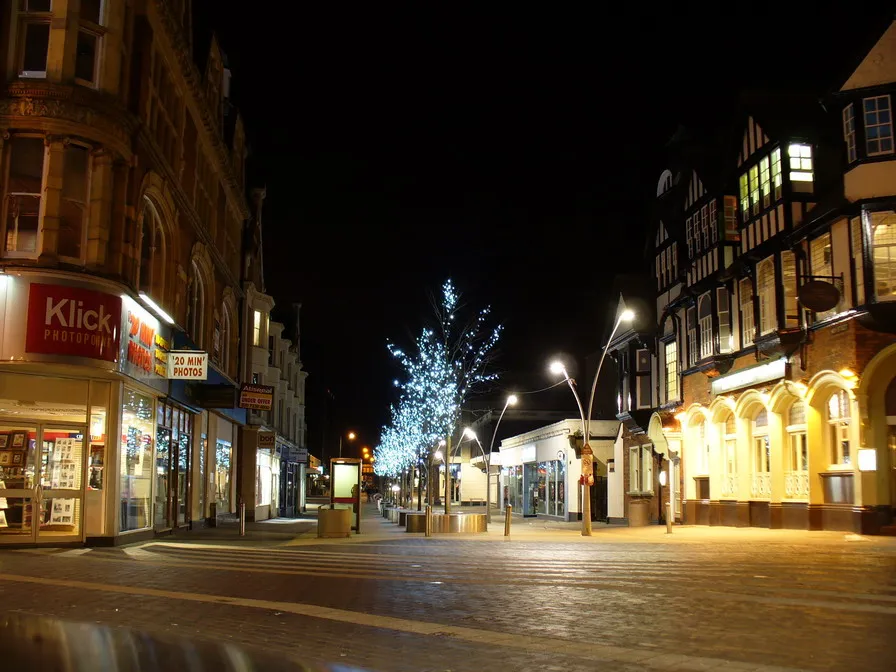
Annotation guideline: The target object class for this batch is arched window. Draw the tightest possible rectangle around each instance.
[186,261,205,346]
[785,400,808,499]
[139,198,166,298]
[720,412,737,497]
[827,390,851,466]
[220,305,232,376]
[757,256,776,335]
[751,407,771,498]
[870,211,896,301]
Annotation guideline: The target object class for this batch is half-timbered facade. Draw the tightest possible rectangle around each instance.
[637,25,896,534]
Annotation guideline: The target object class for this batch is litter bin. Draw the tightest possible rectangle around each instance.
[318,506,351,538]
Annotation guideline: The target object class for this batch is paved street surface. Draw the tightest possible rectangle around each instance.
[1,508,895,672]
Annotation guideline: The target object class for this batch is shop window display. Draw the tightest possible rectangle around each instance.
[119,388,154,532]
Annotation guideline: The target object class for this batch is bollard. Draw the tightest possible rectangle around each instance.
[504,505,512,537]
[425,504,432,537]
[239,500,246,537]
[665,502,673,535]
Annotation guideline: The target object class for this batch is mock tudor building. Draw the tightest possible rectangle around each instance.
[629,23,896,534]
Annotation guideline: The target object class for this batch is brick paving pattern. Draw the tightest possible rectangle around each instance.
[0,510,894,671]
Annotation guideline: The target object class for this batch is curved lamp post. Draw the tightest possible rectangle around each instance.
[483,394,517,524]
[551,308,634,536]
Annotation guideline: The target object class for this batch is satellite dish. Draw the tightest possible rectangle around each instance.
[798,280,840,312]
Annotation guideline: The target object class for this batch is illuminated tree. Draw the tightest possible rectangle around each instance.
[376,279,502,479]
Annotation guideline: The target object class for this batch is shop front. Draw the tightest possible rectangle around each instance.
[0,270,173,545]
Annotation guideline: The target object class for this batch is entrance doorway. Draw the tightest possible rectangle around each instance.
[154,401,194,531]
[0,423,87,544]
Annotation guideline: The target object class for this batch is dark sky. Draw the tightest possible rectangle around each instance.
[193,2,892,455]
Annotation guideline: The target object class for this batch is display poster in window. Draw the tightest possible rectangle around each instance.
[119,294,171,393]
[49,437,80,525]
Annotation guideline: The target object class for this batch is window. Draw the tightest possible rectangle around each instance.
[635,349,651,409]
[685,217,693,257]
[751,408,771,498]
[756,256,776,335]
[253,310,262,346]
[693,417,710,475]
[138,198,165,298]
[59,144,90,260]
[76,0,105,86]
[827,390,851,466]
[709,199,718,244]
[629,447,640,493]
[628,446,654,493]
[3,137,45,255]
[810,233,836,320]
[641,446,653,493]
[701,204,710,249]
[664,341,678,402]
[759,156,771,209]
[781,251,799,327]
[785,401,809,499]
[740,278,755,347]
[749,165,760,215]
[687,306,697,367]
[721,413,737,498]
[18,1,52,79]
[771,148,783,200]
[870,211,896,302]
[843,104,857,163]
[698,292,712,359]
[120,387,155,531]
[789,143,814,190]
[863,95,893,156]
[851,217,865,305]
[717,287,732,353]
[723,196,738,240]
[186,262,204,345]
[739,173,749,217]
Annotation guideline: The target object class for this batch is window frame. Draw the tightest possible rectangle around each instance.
[664,340,678,403]
[17,8,52,79]
[75,0,107,88]
[863,95,894,157]
[58,141,92,264]
[2,134,48,259]
[739,278,755,347]
[869,210,896,302]
[756,256,776,336]
[843,103,857,163]
[717,287,732,353]
[827,390,852,467]
[698,292,713,360]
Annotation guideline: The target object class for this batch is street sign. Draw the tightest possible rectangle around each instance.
[167,350,208,379]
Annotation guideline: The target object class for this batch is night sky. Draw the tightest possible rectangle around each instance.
[193,2,892,456]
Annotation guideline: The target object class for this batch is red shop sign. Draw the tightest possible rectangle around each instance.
[25,283,122,362]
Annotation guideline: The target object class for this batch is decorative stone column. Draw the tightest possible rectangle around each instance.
[37,137,66,263]
[86,149,114,269]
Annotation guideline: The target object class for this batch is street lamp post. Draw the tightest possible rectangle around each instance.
[339,431,356,459]
[551,309,634,536]
[471,393,518,526]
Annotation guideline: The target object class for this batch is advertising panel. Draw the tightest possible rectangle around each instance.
[25,283,121,362]
[167,351,208,380]
[119,294,171,393]
[239,384,274,410]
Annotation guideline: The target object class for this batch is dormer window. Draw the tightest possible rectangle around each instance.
[788,144,814,191]
[864,95,893,157]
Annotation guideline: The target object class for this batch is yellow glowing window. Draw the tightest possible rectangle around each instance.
[749,165,760,214]
[739,173,749,214]
[771,148,782,199]
[759,156,770,208]
[789,144,813,182]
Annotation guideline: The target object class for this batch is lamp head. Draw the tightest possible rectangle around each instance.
[549,361,567,376]
[463,427,477,440]
[438,439,446,447]
[619,309,635,322]
[506,394,518,406]
[434,450,443,461]
[347,431,356,440]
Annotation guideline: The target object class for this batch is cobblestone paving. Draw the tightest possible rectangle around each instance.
[0,528,894,672]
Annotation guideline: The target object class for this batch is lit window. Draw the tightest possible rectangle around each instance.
[810,233,837,321]
[253,310,262,346]
[2,137,45,256]
[739,173,749,217]
[851,217,865,305]
[759,156,771,209]
[739,278,755,347]
[752,409,770,474]
[664,341,678,402]
[785,401,809,499]
[843,104,857,163]
[717,287,732,353]
[687,306,697,367]
[771,148,782,200]
[870,210,896,302]
[756,256,776,335]
[827,390,851,466]
[749,165,760,215]
[863,95,893,156]
[788,144,814,189]
[721,413,737,498]
[698,293,712,360]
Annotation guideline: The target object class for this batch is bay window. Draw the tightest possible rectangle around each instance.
[870,211,896,301]
[843,103,857,163]
[863,95,894,156]
[756,256,776,335]
[851,217,865,305]
[59,144,90,260]
[3,137,45,256]
[789,143,814,192]
[698,292,712,359]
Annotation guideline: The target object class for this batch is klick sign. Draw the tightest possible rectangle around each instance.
[167,351,208,380]
[26,283,121,362]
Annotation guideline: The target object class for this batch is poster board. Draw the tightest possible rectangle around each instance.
[330,458,361,533]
